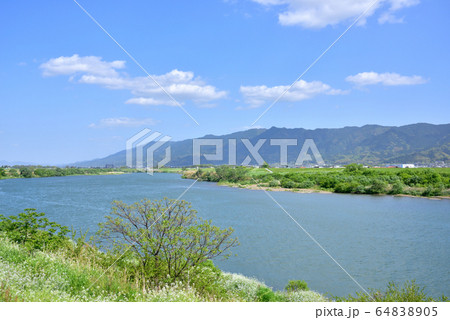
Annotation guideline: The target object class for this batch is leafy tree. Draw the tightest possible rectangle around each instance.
[344,163,365,173]
[98,198,239,283]
[280,178,296,189]
[285,280,309,292]
[214,166,249,183]
[390,181,404,195]
[368,179,388,194]
[256,286,278,302]
[0,168,5,177]
[0,209,70,251]
[20,167,33,178]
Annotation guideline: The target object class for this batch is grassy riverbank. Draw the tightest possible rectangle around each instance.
[0,235,329,302]
[182,165,450,198]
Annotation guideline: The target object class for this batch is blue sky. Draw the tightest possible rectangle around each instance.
[0,0,449,164]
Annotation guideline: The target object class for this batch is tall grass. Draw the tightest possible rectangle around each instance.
[0,236,329,302]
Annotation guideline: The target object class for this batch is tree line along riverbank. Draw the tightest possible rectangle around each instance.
[0,166,139,179]
[181,165,450,198]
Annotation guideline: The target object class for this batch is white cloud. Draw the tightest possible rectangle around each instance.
[378,12,404,24]
[240,79,346,108]
[40,54,125,77]
[378,0,419,24]
[346,71,427,86]
[89,117,156,128]
[250,0,420,28]
[125,97,179,106]
[40,55,227,107]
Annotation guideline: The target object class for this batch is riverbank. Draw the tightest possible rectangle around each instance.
[216,181,450,200]
[181,165,450,199]
[0,235,328,302]
[0,167,139,180]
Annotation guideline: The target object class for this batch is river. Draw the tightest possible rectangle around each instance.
[0,173,448,298]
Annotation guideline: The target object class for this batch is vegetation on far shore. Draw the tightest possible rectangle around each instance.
[181,164,450,198]
[0,166,138,179]
[0,202,447,302]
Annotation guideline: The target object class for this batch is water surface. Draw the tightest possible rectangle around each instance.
[0,173,448,297]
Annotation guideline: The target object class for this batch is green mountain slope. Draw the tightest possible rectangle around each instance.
[72,123,450,167]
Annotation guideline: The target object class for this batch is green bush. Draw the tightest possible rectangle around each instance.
[256,286,278,302]
[285,280,309,292]
[188,260,227,299]
[298,180,314,189]
[280,178,296,189]
[20,167,33,178]
[0,209,70,251]
[390,181,404,195]
[368,179,388,194]
[335,281,448,302]
[268,180,280,187]
[344,163,366,173]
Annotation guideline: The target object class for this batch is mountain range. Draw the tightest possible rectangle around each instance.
[72,123,450,167]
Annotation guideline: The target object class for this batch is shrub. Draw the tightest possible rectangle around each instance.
[285,279,309,292]
[98,198,239,284]
[20,167,33,178]
[187,260,227,299]
[298,180,314,189]
[0,209,70,251]
[421,185,443,197]
[390,181,404,195]
[344,163,365,173]
[280,178,296,189]
[256,286,278,302]
[335,280,448,302]
[368,179,388,194]
[268,180,280,187]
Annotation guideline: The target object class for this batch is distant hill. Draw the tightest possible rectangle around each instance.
[71,123,450,167]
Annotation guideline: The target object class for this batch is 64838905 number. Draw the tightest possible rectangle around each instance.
[375,306,437,317]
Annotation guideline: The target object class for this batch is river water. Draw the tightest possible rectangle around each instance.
[0,173,448,297]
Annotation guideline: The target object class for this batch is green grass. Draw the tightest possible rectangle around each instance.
[0,235,328,302]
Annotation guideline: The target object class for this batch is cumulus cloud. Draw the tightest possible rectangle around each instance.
[40,55,227,107]
[346,71,427,86]
[250,0,420,28]
[89,117,156,128]
[240,79,346,108]
[40,54,125,77]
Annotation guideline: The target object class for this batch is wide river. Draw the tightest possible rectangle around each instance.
[0,173,448,297]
